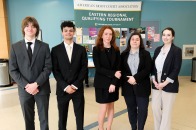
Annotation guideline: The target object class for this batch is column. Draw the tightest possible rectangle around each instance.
[0,0,10,59]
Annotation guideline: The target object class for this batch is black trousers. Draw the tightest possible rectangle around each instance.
[19,94,50,130]
[124,96,149,130]
[84,68,89,85]
[57,92,85,130]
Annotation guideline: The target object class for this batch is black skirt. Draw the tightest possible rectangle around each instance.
[95,87,119,103]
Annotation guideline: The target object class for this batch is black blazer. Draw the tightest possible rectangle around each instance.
[152,44,182,93]
[93,46,121,89]
[9,39,52,96]
[121,49,152,97]
[51,42,87,96]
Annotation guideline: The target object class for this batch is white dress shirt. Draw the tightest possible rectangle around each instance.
[128,49,139,76]
[154,46,174,83]
[64,42,73,62]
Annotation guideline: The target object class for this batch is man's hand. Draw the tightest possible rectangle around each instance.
[25,82,39,95]
[65,85,76,94]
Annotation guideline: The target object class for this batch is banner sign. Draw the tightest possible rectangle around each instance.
[74,1,142,28]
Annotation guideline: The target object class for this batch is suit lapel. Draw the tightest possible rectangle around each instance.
[101,49,110,67]
[71,43,77,64]
[137,50,143,72]
[110,47,116,67]
[21,40,31,64]
[162,45,174,71]
[31,40,41,67]
[124,52,132,75]
[61,42,71,64]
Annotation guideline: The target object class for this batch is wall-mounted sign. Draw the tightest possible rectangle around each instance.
[74,0,142,28]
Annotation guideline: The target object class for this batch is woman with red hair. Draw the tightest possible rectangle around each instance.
[93,26,121,130]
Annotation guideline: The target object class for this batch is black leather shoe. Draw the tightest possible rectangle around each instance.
[86,84,89,87]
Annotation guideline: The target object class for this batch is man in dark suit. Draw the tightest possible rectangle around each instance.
[9,16,52,130]
[51,21,87,130]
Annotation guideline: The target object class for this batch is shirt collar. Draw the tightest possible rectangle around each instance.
[130,49,139,54]
[25,38,36,44]
[161,46,171,53]
[64,42,74,48]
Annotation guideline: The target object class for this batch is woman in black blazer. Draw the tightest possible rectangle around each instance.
[121,32,152,130]
[93,25,121,130]
[151,27,182,130]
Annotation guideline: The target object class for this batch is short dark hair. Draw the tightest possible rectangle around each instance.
[21,16,40,37]
[60,21,75,32]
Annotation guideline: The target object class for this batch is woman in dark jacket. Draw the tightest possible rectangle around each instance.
[93,25,121,130]
[151,27,182,130]
[121,32,152,130]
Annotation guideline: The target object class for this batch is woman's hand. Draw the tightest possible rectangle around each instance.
[108,84,116,93]
[115,71,121,79]
[153,79,159,89]
[156,81,169,89]
[127,76,137,85]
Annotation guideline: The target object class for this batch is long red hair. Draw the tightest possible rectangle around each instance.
[95,26,119,51]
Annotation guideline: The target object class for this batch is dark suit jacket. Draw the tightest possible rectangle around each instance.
[93,46,121,89]
[51,42,87,96]
[121,49,152,97]
[9,39,52,96]
[152,44,182,93]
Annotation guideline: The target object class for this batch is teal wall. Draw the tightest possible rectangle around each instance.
[141,1,196,76]
[6,0,74,48]
[6,0,196,76]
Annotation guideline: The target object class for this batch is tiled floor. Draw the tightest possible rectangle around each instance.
[0,76,196,130]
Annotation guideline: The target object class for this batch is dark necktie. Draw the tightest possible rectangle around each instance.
[27,42,33,63]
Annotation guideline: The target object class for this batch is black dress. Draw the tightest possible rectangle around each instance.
[95,48,119,103]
